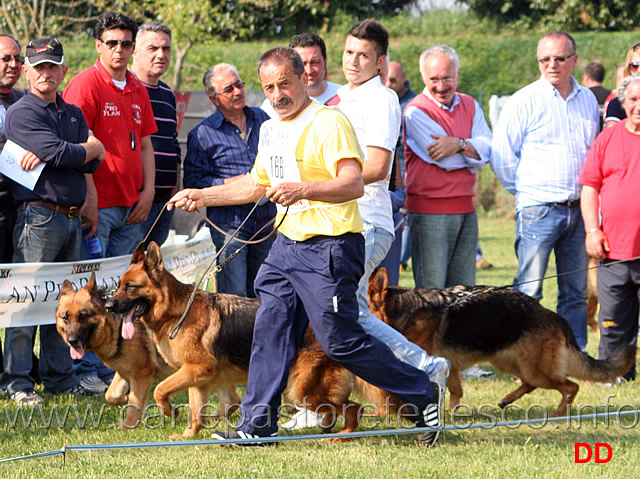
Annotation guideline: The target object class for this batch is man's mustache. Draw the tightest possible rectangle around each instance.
[272,96,293,108]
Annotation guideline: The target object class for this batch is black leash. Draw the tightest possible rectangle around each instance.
[444,254,640,309]
[168,199,288,340]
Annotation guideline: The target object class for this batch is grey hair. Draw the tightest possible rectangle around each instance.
[137,21,172,40]
[419,45,460,73]
[618,73,640,103]
[203,63,240,97]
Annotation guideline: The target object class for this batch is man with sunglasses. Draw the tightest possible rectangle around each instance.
[491,31,599,350]
[63,11,157,393]
[182,63,274,298]
[63,11,157,259]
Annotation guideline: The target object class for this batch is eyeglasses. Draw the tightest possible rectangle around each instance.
[216,80,245,96]
[537,53,575,66]
[0,54,24,64]
[100,39,134,50]
[629,62,640,71]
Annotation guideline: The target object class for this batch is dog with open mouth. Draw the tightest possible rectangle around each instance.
[56,272,240,429]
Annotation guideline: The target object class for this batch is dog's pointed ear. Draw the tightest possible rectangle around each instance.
[60,279,75,295]
[144,241,165,275]
[368,268,389,312]
[371,268,389,292]
[86,272,97,293]
[132,242,146,264]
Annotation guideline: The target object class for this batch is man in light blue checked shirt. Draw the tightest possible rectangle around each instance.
[491,31,600,350]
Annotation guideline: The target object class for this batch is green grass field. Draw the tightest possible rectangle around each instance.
[1,214,637,478]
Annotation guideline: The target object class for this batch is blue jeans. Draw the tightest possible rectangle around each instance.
[76,206,131,377]
[514,204,589,349]
[208,223,274,298]
[96,206,141,258]
[378,212,404,286]
[356,221,442,375]
[1,204,81,394]
[236,233,435,436]
[408,211,477,289]
[140,200,175,247]
[400,220,411,267]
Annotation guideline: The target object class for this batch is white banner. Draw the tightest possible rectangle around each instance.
[0,229,216,328]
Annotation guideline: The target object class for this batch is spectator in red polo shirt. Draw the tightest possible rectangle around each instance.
[63,12,157,393]
[63,11,157,258]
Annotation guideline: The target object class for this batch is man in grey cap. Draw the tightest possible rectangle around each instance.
[0,38,105,405]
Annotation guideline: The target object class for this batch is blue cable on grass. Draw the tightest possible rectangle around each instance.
[1,408,638,462]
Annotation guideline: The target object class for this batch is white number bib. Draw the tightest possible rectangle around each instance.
[259,103,323,214]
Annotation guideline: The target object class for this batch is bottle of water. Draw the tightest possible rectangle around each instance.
[84,229,103,259]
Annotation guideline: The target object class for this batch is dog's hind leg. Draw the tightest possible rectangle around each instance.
[337,400,362,436]
[552,380,579,416]
[498,382,536,409]
[215,385,241,419]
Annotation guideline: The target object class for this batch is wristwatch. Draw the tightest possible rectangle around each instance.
[458,137,469,153]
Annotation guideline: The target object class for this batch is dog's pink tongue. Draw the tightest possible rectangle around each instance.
[122,310,136,340]
[70,345,85,360]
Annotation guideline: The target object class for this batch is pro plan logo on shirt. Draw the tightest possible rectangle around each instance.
[103,102,120,117]
[132,104,142,125]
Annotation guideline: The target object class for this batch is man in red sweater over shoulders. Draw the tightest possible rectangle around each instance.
[403,44,491,290]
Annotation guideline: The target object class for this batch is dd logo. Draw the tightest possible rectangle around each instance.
[574,443,613,463]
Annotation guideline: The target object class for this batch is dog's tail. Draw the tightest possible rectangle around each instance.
[568,345,636,382]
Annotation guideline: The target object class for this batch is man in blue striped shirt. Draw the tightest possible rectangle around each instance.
[183,63,274,297]
[131,22,182,247]
[491,31,600,349]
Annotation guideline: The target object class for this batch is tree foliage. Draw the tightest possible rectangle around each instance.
[462,0,640,31]
[0,0,145,44]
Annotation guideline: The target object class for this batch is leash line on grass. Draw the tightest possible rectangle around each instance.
[2,408,638,463]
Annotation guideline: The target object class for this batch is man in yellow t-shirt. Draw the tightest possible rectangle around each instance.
[169,47,441,446]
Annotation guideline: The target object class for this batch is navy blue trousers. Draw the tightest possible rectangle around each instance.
[236,232,436,436]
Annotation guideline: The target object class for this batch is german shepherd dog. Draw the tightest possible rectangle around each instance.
[56,273,240,429]
[105,242,403,439]
[367,268,636,416]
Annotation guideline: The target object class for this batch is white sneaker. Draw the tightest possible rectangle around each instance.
[280,407,325,430]
[461,365,494,380]
[79,375,109,394]
[419,359,450,447]
[10,389,43,406]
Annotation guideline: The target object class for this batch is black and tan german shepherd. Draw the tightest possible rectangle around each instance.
[367,268,636,416]
[56,273,241,430]
[104,242,405,439]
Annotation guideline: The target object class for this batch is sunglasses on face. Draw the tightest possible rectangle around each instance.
[537,53,575,66]
[100,39,134,50]
[0,54,24,64]
[217,80,245,96]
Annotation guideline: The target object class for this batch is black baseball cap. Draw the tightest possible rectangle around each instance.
[25,38,64,66]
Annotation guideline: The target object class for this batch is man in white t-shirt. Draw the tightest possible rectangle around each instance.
[333,18,449,380]
[261,32,340,117]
